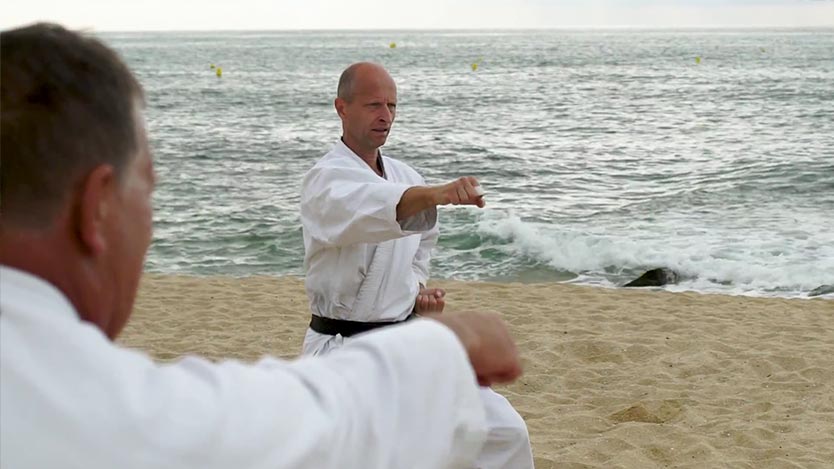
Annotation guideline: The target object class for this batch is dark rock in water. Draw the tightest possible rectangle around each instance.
[623,268,680,288]
[808,285,834,297]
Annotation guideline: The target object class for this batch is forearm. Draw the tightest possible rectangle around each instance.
[396,186,440,221]
[397,176,485,221]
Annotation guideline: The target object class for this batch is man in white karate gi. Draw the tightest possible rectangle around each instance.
[0,23,526,469]
[300,62,535,469]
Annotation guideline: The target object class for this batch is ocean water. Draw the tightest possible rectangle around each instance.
[106,29,834,298]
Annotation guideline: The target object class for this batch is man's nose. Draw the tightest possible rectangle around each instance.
[378,106,392,122]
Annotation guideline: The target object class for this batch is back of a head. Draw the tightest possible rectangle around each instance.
[0,23,144,229]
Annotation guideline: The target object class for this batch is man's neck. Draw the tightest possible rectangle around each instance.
[0,228,110,337]
[341,136,383,177]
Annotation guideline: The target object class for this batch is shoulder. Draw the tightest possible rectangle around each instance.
[313,147,357,170]
[382,156,425,183]
[305,147,363,181]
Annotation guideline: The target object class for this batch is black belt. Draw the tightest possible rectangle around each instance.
[309,313,416,338]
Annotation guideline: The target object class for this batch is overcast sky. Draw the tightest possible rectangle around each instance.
[3,0,833,31]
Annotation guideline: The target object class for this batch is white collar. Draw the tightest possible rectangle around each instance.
[335,139,387,178]
[0,265,79,321]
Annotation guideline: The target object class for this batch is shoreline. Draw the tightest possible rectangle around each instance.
[139,271,834,300]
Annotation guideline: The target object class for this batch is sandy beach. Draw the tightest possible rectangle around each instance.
[121,275,834,468]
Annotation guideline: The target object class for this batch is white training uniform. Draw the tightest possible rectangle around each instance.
[0,266,487,469]
[300,140,535,469]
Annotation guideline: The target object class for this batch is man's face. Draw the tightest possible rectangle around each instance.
[101,111,155,338]
[337,69,398,155]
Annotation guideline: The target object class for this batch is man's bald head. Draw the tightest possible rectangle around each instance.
[337,62,394,102]
[334,62,398,162]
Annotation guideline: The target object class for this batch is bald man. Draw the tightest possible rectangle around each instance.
[300,62,535,469]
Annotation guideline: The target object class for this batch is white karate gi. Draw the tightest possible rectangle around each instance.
[300,140,535,469]
[0,266,487,469]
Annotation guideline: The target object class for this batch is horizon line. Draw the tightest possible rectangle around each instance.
[80,25,834,34]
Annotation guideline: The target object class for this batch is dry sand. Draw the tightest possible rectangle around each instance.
[122,275,834,468]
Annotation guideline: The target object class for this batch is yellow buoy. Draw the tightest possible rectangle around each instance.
[389,42,396,49]
[216,67,222,77]
[471,62,478,71]
[760,47,766,53]
[210,63,215,69]
[695,56,701,64]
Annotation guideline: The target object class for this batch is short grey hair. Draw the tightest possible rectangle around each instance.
[1,23,145,228]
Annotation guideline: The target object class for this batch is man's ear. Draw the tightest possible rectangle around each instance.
[335,97,347,119]
[76,164,116,256]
